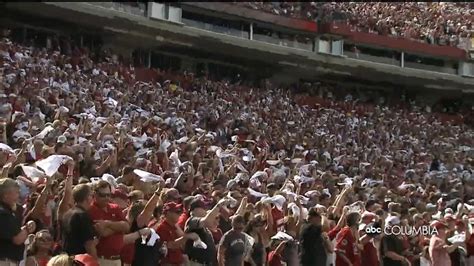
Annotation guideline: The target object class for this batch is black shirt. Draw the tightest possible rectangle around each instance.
[0,202,24,261]
[218,215,232,234]
[61,206,96,255]
[381,234,404,266]
[131,219,161,266]
[299,223,327,266]
[185,216,217,265]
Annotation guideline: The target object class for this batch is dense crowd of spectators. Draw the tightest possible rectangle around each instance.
[234,2,473,48]
[0,28,473,266]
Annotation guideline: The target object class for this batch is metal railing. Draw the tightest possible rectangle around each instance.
[85,2,147,17]
[181,18,248,39]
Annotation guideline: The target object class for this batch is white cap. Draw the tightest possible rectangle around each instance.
[385,215,400,226]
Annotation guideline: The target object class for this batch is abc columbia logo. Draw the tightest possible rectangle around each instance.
[365,225,438,236]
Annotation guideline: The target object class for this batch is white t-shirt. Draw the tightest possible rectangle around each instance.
[326,238,336,266]
[420,256,431,266]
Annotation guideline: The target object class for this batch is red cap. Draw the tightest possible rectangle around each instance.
[163,202,183,214]
[74,254,100,266]
[444,214,455,222]
[431,221,448,230]
[361,211,377,221]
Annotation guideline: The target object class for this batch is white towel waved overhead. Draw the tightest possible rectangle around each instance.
[133,169,163,182]
[35,155,72,177]
[247,188,268,198]
[20,165,47,183]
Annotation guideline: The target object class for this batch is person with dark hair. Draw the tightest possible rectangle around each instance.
[335,212,361,266]
[185,198,227,265]
[156,202,199,266]
[88,180,130,266]
[61,183,96,258]
[218,215,249,266]
[380,215,409,266]
[299,207,333,266]
[125,186,162,266]
[244,214,271,266]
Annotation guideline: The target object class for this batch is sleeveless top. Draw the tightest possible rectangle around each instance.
[130,219,161,266]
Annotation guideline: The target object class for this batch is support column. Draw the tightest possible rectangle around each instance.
[340,39,344,56]
[401,51,405,68]
[314,36,320,53]
[147,49,152,68]
[249,23,253,40]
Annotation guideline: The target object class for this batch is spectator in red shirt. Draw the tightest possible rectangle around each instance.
[267,239,287,266]
[88,180,130,266]
[177,196,195,230]
[359,222,381,266]
[466,226,474,266]
[335,212,361,266]
[156,202,199,266]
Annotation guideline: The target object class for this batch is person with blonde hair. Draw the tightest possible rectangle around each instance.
[45,254,72,266]
[46,254,99,266]
[25,230,53,266]
[0,177,36,266]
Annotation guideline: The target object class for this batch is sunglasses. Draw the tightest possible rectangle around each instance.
[97,192,111,198]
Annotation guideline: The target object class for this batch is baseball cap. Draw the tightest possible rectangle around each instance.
[73,254,99,266]
[361,211,377,221]
[385,215,400,226]
[57,135,67,144]
[189,198,206,211]
[165,188,181,201]
[163,202,183,214]
[266,183,278,190]
[431,220,448,230]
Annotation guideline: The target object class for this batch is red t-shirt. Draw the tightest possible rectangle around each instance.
[156,220,183,265]
[88,202,126,258]
[271,207,285,234]
[177,212,189,230]
[268,251,283,266]
[328,226,342,241]
[211,228,223,244]
[467,233,474,256]
[361,241,378,266]
[335,227,361,266]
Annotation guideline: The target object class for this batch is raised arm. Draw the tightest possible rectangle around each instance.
[233,197,248,217]
[57,161,74,220]
[136,185,163,227]
[27,177,52,219]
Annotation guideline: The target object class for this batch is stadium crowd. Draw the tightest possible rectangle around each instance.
[234,2,473,47]
[0,27,473,266]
